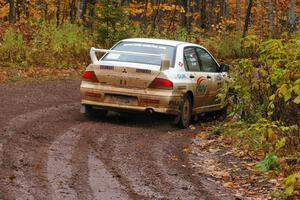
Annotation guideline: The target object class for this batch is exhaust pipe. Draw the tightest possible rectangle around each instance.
[145,108,154,116]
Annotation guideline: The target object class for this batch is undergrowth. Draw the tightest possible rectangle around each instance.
[216,33,300,199]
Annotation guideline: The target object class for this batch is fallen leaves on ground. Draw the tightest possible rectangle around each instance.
[0,66,85,83]
[189,123,277,199]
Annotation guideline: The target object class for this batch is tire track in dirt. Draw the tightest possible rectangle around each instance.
[88,152,129,199]
[1,103,80,200]
[153,134,214,200]
[0,143,3,167]
[98,125,165,200]
[47,125,82,200]
[111,135,166,199]
[69,124,95,200]
[70,121,132,200]
[88,117,228,200]
[85,122,147,200]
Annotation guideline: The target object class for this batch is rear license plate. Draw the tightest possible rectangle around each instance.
[104,94,138,105]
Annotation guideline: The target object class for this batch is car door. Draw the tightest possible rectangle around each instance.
[195,47,224,107]
[183,47,210,108]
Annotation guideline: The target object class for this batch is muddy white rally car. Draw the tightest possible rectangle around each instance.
[80,38,229,128]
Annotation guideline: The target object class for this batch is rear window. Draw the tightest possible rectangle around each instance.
[102,42,175,66]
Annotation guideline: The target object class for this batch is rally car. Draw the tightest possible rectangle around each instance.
[80,38,229,128]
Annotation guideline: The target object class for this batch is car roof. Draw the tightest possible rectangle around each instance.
[121,38,189,47]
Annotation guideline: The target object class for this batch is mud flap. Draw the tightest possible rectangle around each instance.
[80,105,86,113]
[171,98,184,125]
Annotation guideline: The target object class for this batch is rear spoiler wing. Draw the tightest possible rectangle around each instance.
[90,47,170,71]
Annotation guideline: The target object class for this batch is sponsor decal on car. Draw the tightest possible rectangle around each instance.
[196,76,207,95]
[216,75,222,81]
[100,65,114,70]
[178,62,184,68]
[136,69,151,74]
[176,74,186,79]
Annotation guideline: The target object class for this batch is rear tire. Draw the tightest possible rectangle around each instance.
[177,95,192,129]
[85,105,108,119]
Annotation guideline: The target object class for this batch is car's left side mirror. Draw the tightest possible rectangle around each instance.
[160,55,170,71]
[220,64,230,72]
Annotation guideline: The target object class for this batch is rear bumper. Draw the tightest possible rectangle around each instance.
[80,83,182,115]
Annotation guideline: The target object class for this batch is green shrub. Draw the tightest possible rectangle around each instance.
[217,34,242,59]
[0,28,27,67]
[256,153,280,172]
[31,22,89,68]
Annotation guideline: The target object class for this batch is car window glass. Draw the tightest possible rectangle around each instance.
[196,48,218,72]
[102,42,175,66]
[184,48,200,72]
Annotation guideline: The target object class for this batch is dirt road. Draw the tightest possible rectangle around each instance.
[0,79,233,200]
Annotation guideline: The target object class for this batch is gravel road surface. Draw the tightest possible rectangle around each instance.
[0,79,233,200]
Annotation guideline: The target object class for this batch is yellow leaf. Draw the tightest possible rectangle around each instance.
[183,147,191,154]
[170,154,179,161]
[285,185,295,196]
[278,84,288,97]
[293,96,300,104]
[195,132,208,139]
[223,182,235,188]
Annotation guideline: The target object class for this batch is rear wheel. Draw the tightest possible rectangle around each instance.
[85,105,108,119]
[177,95,192,129]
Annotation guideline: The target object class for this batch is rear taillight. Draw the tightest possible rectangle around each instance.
[149,78,173,90]
[82,71,99,83]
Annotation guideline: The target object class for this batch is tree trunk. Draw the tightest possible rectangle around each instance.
[56,0,60,26]
[122,0,130,6]
[186,0,191,32]
[268,0,274,37]
[199,0,207,29]
[143,0,149,28]
[8,0,16,24]
[236,0,241,30]
[70,0,76,23]
[152,0,161,31]
[80,0,87,20]
[15,0,20,21]
[208,0,216,28]
[220,0,226,18]
[226,0,230,19]
[288,0,296,34]
[243,0,253,37]
[245,0,249,14]
[89,0,96,18]
[179,0,187,28]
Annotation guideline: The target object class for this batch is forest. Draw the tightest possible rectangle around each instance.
[0,0,300,199]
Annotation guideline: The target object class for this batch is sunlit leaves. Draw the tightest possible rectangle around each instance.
[284,172,300,197]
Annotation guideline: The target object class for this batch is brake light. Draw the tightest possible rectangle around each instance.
[82,71,99,83]
[149,78,173,90]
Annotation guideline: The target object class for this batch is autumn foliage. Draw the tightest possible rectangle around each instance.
[0,0,300,198]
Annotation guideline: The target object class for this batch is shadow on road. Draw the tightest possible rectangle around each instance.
[85,111,178,130]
